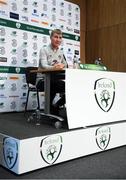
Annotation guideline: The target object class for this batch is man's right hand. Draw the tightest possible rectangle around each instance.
[54,63,64,69]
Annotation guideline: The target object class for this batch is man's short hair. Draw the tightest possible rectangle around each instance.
[50,29,63,38]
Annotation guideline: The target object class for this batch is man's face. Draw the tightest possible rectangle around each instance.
[51,33,62,49]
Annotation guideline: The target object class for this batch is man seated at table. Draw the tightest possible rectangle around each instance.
[37,29,68,114]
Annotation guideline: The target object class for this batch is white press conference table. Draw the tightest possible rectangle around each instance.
[30,68,126,129]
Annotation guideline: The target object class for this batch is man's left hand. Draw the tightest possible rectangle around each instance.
[54,63,64,69]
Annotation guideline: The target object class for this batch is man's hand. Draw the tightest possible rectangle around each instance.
[54,63,64,69]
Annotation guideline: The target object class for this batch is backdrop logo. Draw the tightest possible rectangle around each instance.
[10,83,17,91]
[94,78,115,112]
[15,67,20,73]
[0,57,7,62]
[10,101,16,110]
[0,84,5,89]
[0,102,4,108]
[95,126,111,150]
[3,137,18,169]
[40,135,62,164]
[16,22,21,29]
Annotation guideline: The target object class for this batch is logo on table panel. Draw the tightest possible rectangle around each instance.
[40,135,63,164]
[94,78,115,112]
[95,126,111,150]
[3,137,18,169]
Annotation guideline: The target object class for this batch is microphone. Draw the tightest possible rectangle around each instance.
[63,54,68,68]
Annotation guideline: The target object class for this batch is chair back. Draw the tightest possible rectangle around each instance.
[25,67,38,85]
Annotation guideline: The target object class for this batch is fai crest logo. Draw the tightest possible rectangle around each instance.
[94,78,115,112]
[3,137,18,169]
[40,135,62,164]
[96,126,111,150]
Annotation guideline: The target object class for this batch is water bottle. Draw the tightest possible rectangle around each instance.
[73,55,80,69]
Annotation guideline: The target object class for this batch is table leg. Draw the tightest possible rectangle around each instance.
[44,73,50,114]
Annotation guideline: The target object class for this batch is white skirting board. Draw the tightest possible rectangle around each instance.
[0,121,126,174]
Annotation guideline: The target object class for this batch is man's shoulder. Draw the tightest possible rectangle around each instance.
[40,45,50,53]
[59,47,64,53]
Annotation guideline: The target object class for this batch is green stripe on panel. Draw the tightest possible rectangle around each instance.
[0,66,25,74]
[0,18,80,41]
